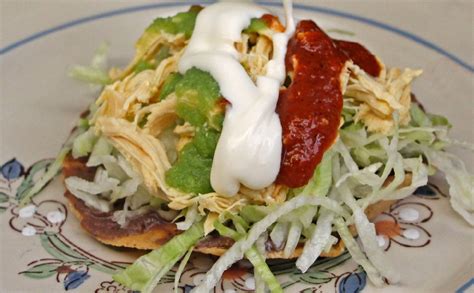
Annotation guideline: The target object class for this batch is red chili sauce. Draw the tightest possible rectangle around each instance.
[276,20,349,187]
[335,40,382,77]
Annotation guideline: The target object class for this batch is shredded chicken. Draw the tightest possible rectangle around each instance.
[141,94,178,137]
[173,122,195,152]
[237,33,274,81]
[204,212,219,235]
[240,184,288,205]
[345,64,422,134]
[93,51,182,124]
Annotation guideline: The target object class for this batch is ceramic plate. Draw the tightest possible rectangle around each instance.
[1,1,473,292]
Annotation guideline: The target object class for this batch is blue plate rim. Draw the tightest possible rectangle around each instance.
[0,1,472,73]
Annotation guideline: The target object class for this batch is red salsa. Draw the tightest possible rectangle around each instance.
[276,20,349,187]
[335,40,381,77]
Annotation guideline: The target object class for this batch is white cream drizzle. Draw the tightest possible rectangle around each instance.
[178,1,295,196]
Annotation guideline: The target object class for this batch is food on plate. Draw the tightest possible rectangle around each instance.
[23,1,473,292]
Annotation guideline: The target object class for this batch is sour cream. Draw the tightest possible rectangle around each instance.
[178,1,295,196]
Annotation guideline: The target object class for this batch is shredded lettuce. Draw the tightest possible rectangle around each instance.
[64,180,112,213]
[113,222,204,293]
[176,204,200,230]
[338,182,399,284]
[422,148,474,225]
[69,66,111,85]
[241,205,274,223]
[174,246,194,293]
[280,150,335,257]
[213,221,282,293]
[128,186,153,209]
[296,208,334,273]
[110,178,141,202]
[281,151,333,263]
[87,136,113,166]
[334,217,385,286]
[65,168,119,212]
[69,42,111,85]
[269,222,289,250]
[69,168,119,194]
[245,246,283,293]
[299,150,334,197]
[194,195,349,292]
[72,128,98,158]
[283,222,302,258]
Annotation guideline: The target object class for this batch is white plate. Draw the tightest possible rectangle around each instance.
[1,1,472,292]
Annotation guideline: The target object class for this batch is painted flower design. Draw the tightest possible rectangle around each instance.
[19,259,90,290]
[374,200,432,251]
[414,184,445,199]
[0,158,55,213]
[63,269,91,290]
[1,158,25,181]
[94,280,137,293]
[95,280,136,293]
[337,271,367,293]
[10,200,68,236]
[0,191,9,213]
[221,265,256,292]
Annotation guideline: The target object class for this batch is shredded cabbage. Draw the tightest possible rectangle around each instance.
[67,168,119,195]
[254,268,266,293]
[338,183,399,284]
[69,42,112,85]
[213,221,282,293]
[64,167,122,212]
[245,246,283,293]
[72,128,98,158]
[127,187,150,209]
[65,182,112,213]
[296,208,334,272]
[193,195,348,293]
[269,222,289,250]
[113,222,204,293]
[110,178,141,202]
[334,217,385,286]
[283,222,302,258]
[174,246,194,293]
[422,148,474,225]
[176,204,200,230]
[87,137,113,166]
